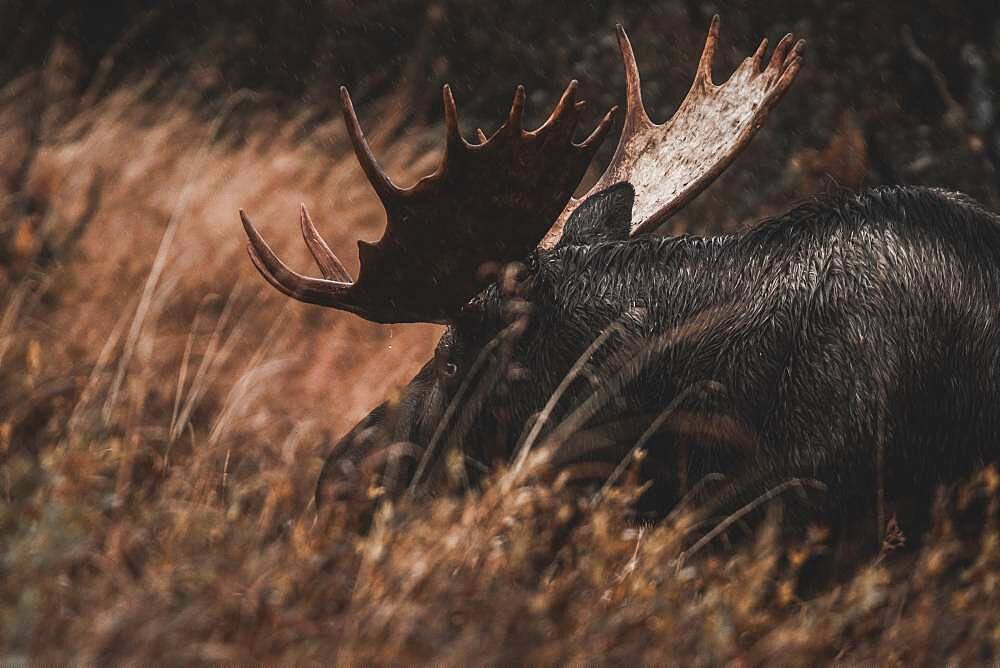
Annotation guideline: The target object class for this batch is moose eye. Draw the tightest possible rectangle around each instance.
[443,362,459,377]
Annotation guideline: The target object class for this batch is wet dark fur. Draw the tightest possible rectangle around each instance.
[321,184,1000,537]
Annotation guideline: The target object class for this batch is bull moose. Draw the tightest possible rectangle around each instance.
[239,17,1000,538]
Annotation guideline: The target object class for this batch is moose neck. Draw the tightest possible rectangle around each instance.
[540,233,747,326]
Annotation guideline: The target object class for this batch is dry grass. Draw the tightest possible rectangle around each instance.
[2,64,1000,664]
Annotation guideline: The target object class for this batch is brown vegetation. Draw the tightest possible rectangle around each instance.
[2,39,1000,664]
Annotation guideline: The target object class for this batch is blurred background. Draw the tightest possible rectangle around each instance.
[5,0,999,214]
[3,1,997,422]
[1,2,999,660]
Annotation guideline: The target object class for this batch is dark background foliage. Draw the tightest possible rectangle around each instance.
[5,0,999,221]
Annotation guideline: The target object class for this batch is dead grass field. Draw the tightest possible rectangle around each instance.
[2,55,1000,664]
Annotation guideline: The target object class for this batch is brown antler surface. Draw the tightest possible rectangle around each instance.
[544,15,805,245]
[241,83,614,324]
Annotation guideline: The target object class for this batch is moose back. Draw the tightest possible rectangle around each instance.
[239,17,1000,535]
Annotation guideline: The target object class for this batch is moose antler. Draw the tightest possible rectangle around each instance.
[241,83,614,324]
[544,15,805,245]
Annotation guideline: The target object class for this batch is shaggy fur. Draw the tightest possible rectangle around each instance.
[321,184,1000,535]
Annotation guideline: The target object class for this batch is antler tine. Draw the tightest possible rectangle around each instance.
[339,86,401,203]
[508,85,526,135]
[776,41,805,89]
[696,14,722,85]
[769,33,796,72]
[246,241,304,303]
[616,25,653,133]
[442,84,471,150]
[532,79,580,137]
[299,204,353,282]
[576,104,617,150]
[751,37,769,71]
[241,209,355,308]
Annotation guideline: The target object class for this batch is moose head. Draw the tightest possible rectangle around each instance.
[240,17,805,510]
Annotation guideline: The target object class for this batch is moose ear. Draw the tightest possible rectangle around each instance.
[557,182,635,247]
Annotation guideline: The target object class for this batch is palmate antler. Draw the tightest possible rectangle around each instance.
[544,15,805,245]
[241,84,614,324]
[241,16,804,323]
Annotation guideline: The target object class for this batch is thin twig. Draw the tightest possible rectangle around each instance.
[170,290,239,443]
[664,472,728,525]
[542,305,737,461]
[676,478,827,567]
[408,335,502,493]
[510,321,624,480]
[592,380,721,505]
